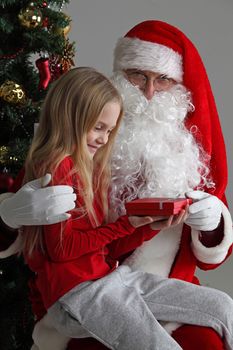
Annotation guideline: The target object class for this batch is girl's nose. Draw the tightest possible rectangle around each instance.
[97,132,108,145]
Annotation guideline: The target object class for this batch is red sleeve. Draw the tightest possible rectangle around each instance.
[45,216,136,262]
[44,157,136,262]
[107,226,160,260]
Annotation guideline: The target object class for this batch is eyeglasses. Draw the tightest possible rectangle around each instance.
[124,70,176,91]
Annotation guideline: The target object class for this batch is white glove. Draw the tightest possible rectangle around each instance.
[184,190,222,231]
[0,174,76,228]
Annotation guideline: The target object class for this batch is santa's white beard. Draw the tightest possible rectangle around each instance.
[109,72,213,219]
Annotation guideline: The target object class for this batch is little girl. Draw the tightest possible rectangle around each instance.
[21,67,233,350]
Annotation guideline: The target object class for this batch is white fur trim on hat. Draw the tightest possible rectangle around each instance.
[160,321,182,335]
[191,201,233,264]
[113,37,183,82]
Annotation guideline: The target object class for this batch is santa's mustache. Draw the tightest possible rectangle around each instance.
[111,72,194,123]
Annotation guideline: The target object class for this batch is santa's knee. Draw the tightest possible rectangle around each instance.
[209,289,233,326]
[172,325,224,350]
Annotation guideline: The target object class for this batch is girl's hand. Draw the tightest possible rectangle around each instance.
[128,215,157,228]
[150,205,189,230]
[128,205,189,229]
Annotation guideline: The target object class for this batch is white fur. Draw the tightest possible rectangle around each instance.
[31,344,39,350]
[114,37,183,82]
[109,73,213,221]
[32,313,69,350]
[160,321,182,335]
[123,224,183,277]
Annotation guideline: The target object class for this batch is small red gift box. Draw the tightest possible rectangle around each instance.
[125,197,192,216]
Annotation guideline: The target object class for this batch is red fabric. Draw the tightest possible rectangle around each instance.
[169,224,232,280]
[169,224,197,282]
[25,156,157,309]
[108,224,159,261]
[125,20,228,203]
[172,325,225,350]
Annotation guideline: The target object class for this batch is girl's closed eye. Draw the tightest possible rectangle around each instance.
[94,124,103,131]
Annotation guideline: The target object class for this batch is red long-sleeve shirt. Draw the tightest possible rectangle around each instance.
[25,156,157,310]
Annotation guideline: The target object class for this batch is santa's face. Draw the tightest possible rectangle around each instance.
[123,69,177,100]
[109,72,212,219]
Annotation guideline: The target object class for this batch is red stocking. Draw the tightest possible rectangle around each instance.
[36,57,51,90]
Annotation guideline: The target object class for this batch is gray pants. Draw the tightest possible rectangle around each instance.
[48,265,233,350]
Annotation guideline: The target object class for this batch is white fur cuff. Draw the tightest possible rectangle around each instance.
[32,314,70,350]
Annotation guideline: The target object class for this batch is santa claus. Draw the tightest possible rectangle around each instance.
[0,20,233,350]
[106,20,233,349]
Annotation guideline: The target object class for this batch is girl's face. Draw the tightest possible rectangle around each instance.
[86,101,120,157]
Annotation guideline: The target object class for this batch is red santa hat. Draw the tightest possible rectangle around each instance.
[113,20,228,202]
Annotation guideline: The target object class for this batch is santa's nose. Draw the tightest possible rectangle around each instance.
[143,79,157,100]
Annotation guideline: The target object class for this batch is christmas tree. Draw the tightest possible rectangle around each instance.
[0,1,75,348]
[0,0,75,185]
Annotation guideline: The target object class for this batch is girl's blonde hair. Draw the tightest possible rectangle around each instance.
[23,67,123,255]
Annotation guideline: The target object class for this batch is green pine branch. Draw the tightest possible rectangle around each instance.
[0,0,74,177]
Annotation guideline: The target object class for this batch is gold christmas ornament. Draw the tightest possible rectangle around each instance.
[52,14,71,36]
[0,80,26,105]
[61,38,75,73]
[18,2,43,29]
[0,146,9,163]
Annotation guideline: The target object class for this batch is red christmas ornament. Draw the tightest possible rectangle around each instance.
[36,57,51,90]
[0,172,14,192]
[39,1,48,8]
[42,16,49,28]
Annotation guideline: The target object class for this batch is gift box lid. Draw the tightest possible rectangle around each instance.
[125,197,192,216]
